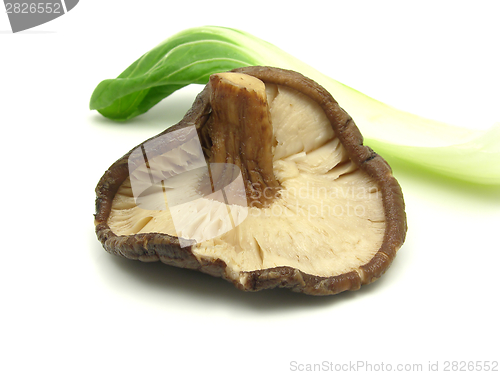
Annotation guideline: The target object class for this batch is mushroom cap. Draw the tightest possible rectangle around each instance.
[94,66,407,295]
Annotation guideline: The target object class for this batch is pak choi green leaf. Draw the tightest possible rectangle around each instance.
[89,26,500,186]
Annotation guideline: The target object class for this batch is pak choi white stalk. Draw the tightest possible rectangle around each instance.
[89,26,500,186]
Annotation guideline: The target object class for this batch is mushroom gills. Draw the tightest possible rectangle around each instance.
[107,73,385,279]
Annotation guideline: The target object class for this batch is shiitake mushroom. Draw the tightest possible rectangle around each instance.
[95,66,407,295]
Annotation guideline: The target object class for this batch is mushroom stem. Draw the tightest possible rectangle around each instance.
[207,73,280,207]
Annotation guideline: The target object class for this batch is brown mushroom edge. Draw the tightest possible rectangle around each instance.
[94,66,407,296]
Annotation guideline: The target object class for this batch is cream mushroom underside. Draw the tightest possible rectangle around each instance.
[108,83,386,278]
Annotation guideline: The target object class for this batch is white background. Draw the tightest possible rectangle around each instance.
[1,1,499,374]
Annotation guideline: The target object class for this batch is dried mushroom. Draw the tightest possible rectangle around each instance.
[95,66,407,295]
